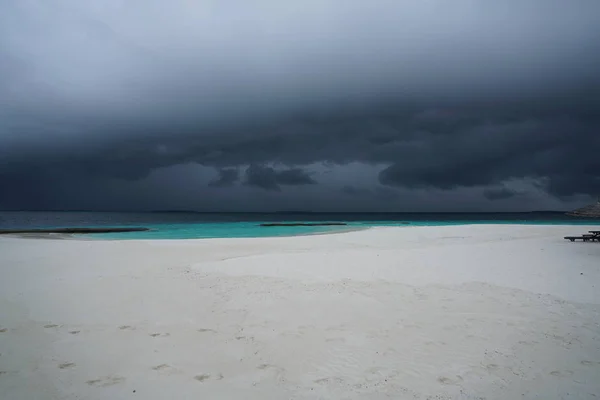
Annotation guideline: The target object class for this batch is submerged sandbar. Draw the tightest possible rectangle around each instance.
[0,227,150,235]
[259,222,348,227]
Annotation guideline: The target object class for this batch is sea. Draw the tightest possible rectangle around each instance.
[0,211,598,240]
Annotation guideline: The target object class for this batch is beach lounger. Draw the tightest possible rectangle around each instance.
[564,236,595,242]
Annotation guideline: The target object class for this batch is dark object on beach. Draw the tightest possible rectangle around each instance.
[259,222,348,227]
[566,199,600,218]
[0,227,150,235]
[564,231,600,242]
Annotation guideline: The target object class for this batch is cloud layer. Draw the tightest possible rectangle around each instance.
[1,0,599,210]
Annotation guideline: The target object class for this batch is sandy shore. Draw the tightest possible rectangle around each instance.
[1,225,599,399]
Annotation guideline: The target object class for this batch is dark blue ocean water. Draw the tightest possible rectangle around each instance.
[1,211,598,239]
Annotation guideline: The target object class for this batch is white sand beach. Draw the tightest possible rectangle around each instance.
[1,225,599,400]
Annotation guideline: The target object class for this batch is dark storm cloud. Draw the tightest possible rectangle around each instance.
[244,165,316,191]
[208,169,239,188]
[342,185,400,201]
[483,187,521,201]
[0,0,599,210]
[377,117,600,197]
[342,186,371,197]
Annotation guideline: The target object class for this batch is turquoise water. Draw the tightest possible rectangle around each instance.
[1,211,598,240]
[91,222,355,240]
[93,219,600,240]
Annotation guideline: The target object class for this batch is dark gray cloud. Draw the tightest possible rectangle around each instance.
[342,186,371,197]
[483,187,521,201]
[375,115,600,196]
[0,1,599,210]
[209,168,239,188]
[342,185,399,202]
[245,165,316,191]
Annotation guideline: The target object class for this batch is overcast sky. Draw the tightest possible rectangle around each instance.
[1,0,599,211]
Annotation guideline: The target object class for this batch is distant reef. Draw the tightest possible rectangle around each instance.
[259,222,348,227]
[0,227,150,235]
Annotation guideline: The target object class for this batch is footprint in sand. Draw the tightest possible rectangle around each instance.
[59,362,76,369]
[256,364,286,381]
[151,364,182,375]
[119,325,135,330]
[149,333,170,338]
[314,377,345,385]
[485,363,500,372]
[86,375,125,387]
[194,373,224,382]
[437,375,463,385]
[581,360,599,366]
[235,335,255,342]
[194,374,211,382]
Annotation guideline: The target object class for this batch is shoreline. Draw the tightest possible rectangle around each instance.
[0,225,372,241]
[0,221,598,241]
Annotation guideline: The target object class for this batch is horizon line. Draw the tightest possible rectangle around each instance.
[0,209,570,214]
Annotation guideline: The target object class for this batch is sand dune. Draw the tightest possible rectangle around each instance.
[1,225,599,399]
